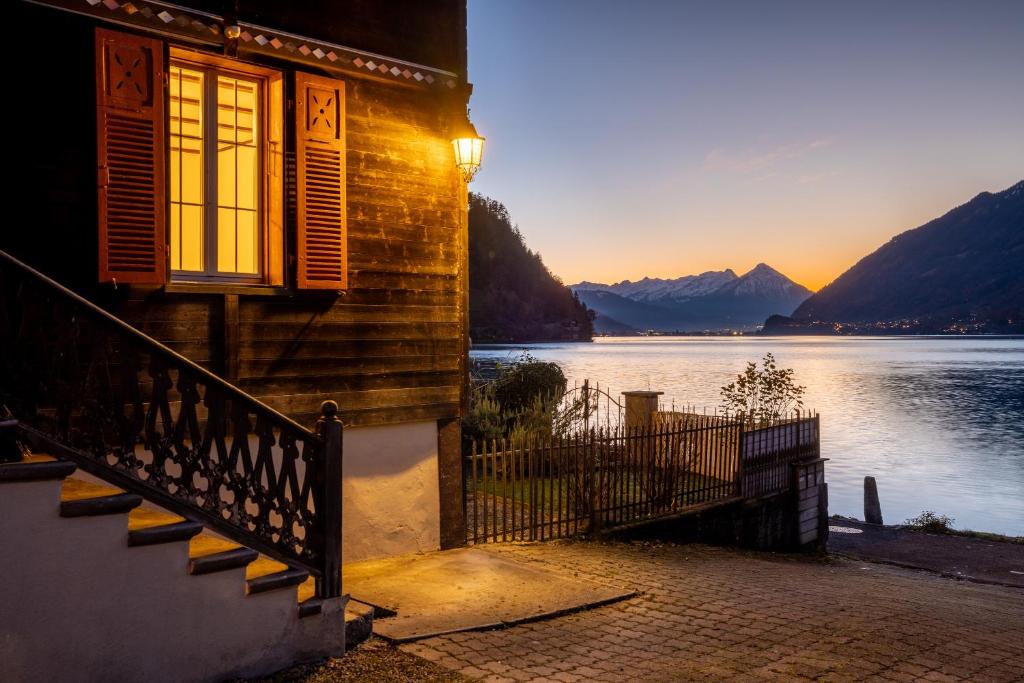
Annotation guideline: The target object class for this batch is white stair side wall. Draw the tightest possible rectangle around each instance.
[0,480,346,683]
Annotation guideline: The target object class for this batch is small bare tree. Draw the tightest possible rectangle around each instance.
[720,353,805,426]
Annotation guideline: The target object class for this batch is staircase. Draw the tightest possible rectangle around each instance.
[0,250,371,681]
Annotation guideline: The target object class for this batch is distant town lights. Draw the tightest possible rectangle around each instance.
[451,117,484,182]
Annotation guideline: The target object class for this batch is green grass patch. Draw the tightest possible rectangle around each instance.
[472,470,732,515]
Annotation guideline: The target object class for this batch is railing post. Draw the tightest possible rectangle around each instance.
[317,400,343,598]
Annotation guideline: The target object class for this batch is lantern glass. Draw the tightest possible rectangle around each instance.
[452,135,484,181]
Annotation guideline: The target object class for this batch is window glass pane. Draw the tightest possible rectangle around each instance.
[169,64,204,272]
[236,210,258,274]
[170,206,180,270]
[217,144,236,207]
[217,207,236,273]
[181,205,204,271]
[216,74,261,275]
[236,145,258,210]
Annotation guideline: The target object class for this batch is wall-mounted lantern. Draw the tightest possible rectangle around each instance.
[451,116,485,183]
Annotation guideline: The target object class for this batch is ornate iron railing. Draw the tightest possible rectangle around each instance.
[0,250,342,598]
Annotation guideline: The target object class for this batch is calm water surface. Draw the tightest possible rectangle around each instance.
[471,337,1024,536]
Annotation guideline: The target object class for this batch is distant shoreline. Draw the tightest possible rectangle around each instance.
[472,334,1024,347]
[471,337,594,347]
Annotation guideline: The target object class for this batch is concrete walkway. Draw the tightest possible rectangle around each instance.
[344,547,635,642]
[828,517,1024,588]
[400,541,1024,682]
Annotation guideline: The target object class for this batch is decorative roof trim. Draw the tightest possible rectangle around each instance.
[24,0,460,90]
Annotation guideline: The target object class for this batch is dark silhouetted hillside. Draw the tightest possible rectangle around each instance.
[469,194,593,343]
[781,180,1023,328]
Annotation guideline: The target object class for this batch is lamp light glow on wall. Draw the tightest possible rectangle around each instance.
[451,117,485,182]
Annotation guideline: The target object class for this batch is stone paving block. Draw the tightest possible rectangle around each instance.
[407,541,1024,683]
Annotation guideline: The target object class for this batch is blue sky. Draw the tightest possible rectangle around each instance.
[466,0,1024,289]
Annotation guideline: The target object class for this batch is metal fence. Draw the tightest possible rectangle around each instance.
[464,411,819,544]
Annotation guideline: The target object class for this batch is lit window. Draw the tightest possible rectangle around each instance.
[169,57,271,281]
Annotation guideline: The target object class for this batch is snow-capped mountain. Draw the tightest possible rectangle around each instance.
[574,269,738,304]
[714,263,809,299]
[571,264,812,332]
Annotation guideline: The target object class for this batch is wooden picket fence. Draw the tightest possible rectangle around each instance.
[464,412,820,544]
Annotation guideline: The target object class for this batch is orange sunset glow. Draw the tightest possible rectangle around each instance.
[468,2,1024,290]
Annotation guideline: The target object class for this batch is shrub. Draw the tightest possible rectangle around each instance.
[464,353,567,442]
[905,511,956,534]
[490,354,566,416]
[720,353,805,425]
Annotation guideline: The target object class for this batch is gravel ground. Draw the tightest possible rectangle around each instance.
[247,638,470,683]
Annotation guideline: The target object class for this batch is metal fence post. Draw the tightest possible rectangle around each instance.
[735,419,745,498]
[317,400,343,598]
[588,428,602,535]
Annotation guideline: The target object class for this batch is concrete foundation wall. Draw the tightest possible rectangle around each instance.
[342,420,441,563]
[0,480,347,683]
[612,484,830,553]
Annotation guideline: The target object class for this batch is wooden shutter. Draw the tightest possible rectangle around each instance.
[95,28,166,284]
[295,72,347,290]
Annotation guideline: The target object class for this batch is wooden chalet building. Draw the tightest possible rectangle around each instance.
[1,0,477,678]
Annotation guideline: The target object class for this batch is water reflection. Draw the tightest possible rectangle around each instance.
[471,336,1024,536]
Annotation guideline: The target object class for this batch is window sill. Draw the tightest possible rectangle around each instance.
[163,281,293,297]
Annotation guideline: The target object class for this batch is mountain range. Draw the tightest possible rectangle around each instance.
[765,179,1024,334]
[572,264,812,333]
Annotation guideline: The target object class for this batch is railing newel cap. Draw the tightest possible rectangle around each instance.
[318,400,341,422]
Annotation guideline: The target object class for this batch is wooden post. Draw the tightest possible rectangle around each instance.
[817,481,830,551]
[864,476,883,525]
[437,418,467,549]
[222,294,239,382]
[317,400,343,598]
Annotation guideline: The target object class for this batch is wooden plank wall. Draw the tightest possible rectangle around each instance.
[117,77,464,428]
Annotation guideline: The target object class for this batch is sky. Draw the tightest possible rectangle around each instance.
[466,0,1024,291]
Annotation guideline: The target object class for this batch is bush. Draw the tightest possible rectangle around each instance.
[464,354,567,442]
[720,353,805,425]
[905,511,956,534]
[490,356,566,416]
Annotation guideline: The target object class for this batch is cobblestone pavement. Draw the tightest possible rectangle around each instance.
[400,540,1024,682]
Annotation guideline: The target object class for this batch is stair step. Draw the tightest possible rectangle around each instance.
[246,556,290,581]
[60,478,142,517]
[345,600,375,648]
[47,474,320,607]
[298,576,316,603]
[247,566,310,596]
[298,598,323,618]
[298,577,320,617]
[189,547,260,576]
[127,507,204,547]
[129,520,205,547]
[0,454,76,483]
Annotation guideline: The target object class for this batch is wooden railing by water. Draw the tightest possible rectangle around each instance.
[0,250,343,597]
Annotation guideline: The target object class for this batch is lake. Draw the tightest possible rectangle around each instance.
[471,336,1024,537]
